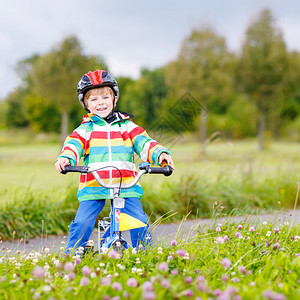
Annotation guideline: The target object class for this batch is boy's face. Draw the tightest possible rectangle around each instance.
[85,88,116,118]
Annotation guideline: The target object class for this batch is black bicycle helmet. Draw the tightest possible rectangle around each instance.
[77,70,119,111]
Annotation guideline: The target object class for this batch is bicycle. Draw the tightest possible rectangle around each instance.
[62,162,173,255]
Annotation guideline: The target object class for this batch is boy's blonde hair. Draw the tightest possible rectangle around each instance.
[84,86,114,106]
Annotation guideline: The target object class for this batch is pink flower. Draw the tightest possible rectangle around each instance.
[221,274,229,282]
[263,290,274,298]
[272,293,286,300]
[112,282,122,291]
[196,275,205,283]
[274,242,280,249]
[161,279,170,289]
[171,269,178,275]
[265,242,270,247]
[80,276,90,286]
[216,227,221,232]
[32,266,45,279]
[142,281,154,292]
[224,235,229,241]
[232,277,239,283]
[274,227,280,233]
[143,291,157,300]
[82,266,91,276]
[167,255,174,260]
[176,249,187,257]
[216,237,225,244]
[101,277,112,286]
[184,289,194,297]
[221,258,231,269]
[103,296,110,300]
[249,226,255,232]
[108,249,119,258]
[185,276,193,284]
[158,262,169,272]
[171,240,177,246]
[68,272,76,280]
[237,224,243,230]
[127,278,138,287]
[64,262,74,272]
[75,257,81,265]
[213,289,223,296]
[238,265,247,274]
[235,232,242,238]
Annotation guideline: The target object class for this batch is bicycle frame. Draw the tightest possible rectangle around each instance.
[62,163,172,254]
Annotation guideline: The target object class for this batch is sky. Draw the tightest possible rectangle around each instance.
[1,0,300,99]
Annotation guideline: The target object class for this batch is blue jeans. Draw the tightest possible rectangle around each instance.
[65,197,152,254]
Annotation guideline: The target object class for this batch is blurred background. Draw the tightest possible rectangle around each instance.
[1,0,300,239]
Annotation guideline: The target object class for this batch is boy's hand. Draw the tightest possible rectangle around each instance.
[158,153,175,170]
[55,157,70,173]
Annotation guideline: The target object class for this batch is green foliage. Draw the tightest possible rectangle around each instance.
[0,222,299,299]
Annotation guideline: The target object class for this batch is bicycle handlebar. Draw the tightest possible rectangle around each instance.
[61,164,173,190]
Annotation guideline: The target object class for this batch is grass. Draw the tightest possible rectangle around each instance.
[0,220,299,299]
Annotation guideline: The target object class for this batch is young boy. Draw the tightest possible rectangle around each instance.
[55,70,175,254]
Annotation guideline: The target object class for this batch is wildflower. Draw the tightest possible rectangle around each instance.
[68,272,75,280]
[185,276,193,284]
[127,278,138,287]
[238,266,247,274]
[221,258,231,269]
[274,227,280,233]
[167,254,174,260]
[143,281,154,292]
[196,275,205,283]
[158,262,169,272]
[117,264,125,270]
[171,240,177,246]
[131,248,137,255]
[64,262,74,272]
[249,226,255,232]
[157,247,163,254]
[224,235,229,241]
[32,266,45,279]
[112,282,122,291]
[184,289,194,297]
[237,224,243,230]
[101,277,112,286]
[161,279,170,289]
[112,297,120,300]
[75,257,81,265]
[82,266,91,276]
[44,248,50,253]
[143,291,157,300]
[216,236,225,244]
[296,253,300,257]
[274,242,280,249]
[42,286,51,293]
[213,289,223,296]
[176,249,188,257]
[216,226,221,232]
[171,269,179,275]
[266,231,272,236]
[108,249,119,258]
[250,282,255,286]
[265,242,270,247]
[235,232,242,238]
[221,274,229,282]
[232,277,239,283]
[263,221,267,225]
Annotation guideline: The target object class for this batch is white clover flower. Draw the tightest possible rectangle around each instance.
[266,231,271,237]
[42,285,51,293]
[114,272,119,277]
[90,272,97,279]
[99,263,105,267]
[44,248,50,253]
[117,264,125,270]
[61,241,66,245]
[263,221,267,225]
[157,247,163,254]
[131,248,137,255]
[131,267,137,273]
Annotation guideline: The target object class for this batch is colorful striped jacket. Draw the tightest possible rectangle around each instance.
[57,112,171,202]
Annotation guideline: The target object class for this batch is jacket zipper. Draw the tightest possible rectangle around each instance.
[107,124,113,199]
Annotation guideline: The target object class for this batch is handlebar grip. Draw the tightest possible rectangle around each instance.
[148,165,173,176]
[61,166,89,174]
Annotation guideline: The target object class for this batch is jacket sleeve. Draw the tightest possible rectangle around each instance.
[56,125,87,166]
[127,121,171,165]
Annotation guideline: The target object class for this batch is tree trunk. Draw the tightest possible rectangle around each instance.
[61,111,69,142]
[200,109,207,155]
[258,110,265,151]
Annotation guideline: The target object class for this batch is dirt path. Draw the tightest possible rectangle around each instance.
[1,210,299,255]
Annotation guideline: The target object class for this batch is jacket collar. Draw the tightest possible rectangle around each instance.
[82,111,131,125]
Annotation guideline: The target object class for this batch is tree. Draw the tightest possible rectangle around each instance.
[165,28,233,153]
[31,36,106,140]
[236,9,288,149]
